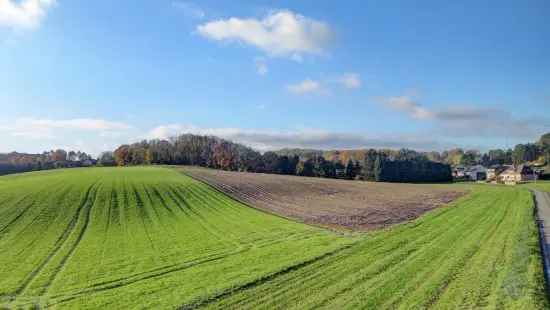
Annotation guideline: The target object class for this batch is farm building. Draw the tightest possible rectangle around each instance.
[465,165,487,181]
[498,164,536,185]
[452,166,466,179]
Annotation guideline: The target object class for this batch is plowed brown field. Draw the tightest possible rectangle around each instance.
[179,166,465,231]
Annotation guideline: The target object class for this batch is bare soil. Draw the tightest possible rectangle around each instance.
[179,166,465,231]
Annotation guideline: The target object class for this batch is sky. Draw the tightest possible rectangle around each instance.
[1,0,549,155]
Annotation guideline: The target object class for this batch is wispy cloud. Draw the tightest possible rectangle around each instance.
[337,73,361,89]
[0,117,134,155]
[0,0,56,30]
[197,10,333,60]
[0,118,131,139]
[146,124,449,151]
[381,96,434,120]
[286,73,361,94]
[380,95,550,139]
[172,1,205,19]
[286,79,326,95]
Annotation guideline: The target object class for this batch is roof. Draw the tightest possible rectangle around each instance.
[501,164,534,175]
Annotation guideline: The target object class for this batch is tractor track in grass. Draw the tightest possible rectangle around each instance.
[39,182,102,296]
[131,184,157,252]
[138,183,164,224]
[0,201,35,235]
[46,247,253,307]
[12,181,100,299]
[147,185,176,216]
[177,243,356,310]
[0,184,65,235]
[6,186,77,261]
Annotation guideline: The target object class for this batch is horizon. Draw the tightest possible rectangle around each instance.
[2,1,550,155]
[1,130,549,158]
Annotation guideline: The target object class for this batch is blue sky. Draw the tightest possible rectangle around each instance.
[1,0,549,155]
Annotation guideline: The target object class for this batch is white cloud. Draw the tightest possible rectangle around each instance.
[382,96,435,120]
[146,124,187,140]
[172,1,205,19]
[197,10,333,60]
[254,57,268,75]
[0,0,56,30]
[0,118,131,139]
[338,73,361,89]
[286,79,325,95]
[146,124,448,151]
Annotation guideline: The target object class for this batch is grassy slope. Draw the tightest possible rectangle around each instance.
[0,168,547,309]
[207,185,548,309]
[0,167,351,309]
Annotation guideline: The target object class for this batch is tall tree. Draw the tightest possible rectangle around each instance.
[345,159,355,179]
[296,159,314,177]
[98,152,116,166]
[363,149,378,181]
[114,145,130,166]
[374,154,384,182]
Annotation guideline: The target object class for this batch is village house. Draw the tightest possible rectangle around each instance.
[498,164,536,185]
[486,165,506,182]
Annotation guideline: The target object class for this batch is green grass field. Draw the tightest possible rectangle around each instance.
[0,167,547,309]
[527,180,550,193]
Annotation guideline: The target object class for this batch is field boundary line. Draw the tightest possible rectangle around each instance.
[177,168,355,236]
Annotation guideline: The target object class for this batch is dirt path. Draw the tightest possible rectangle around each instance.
[534,190,550,295]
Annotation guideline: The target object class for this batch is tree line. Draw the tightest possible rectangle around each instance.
[430,134,550,168]
[108,134,453,183]
[0,150,95,176]
[2,132,549,180]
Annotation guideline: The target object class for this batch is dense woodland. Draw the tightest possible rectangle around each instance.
[103,134,452,182]
[2,133,549,181]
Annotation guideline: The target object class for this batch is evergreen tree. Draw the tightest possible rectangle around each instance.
[374,154,383,182]
[345,159,355,179]
[363,149,378,181]
[296,159,314,176]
